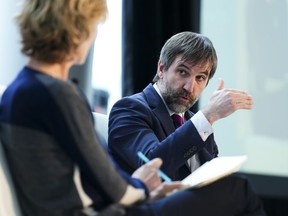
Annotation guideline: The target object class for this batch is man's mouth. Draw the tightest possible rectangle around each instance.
[180,96,189,103]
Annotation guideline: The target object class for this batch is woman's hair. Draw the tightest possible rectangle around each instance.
[153,31,217,82]
[16,0,107,63]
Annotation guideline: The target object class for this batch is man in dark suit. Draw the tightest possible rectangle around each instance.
[108,31,253,180]
[107,32,267,215]
[107,31,266,215]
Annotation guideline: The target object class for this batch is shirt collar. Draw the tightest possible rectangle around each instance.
[153,83,184,118]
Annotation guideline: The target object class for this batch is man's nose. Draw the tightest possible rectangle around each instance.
[183,79,195,93]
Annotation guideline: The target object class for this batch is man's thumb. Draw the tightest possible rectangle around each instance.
[217,78,225,90]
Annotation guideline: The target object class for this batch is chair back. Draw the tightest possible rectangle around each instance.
[0,112,107,216]
[92,112,108,143]
[0,140,22,216]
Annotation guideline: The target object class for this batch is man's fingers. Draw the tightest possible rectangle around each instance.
[235,99,254,110]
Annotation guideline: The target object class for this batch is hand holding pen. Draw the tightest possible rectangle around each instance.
[132,156,163,192]
[137,151,172,182]
[132,152,183,199]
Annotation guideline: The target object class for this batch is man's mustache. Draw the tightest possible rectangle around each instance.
[177,90,195,102]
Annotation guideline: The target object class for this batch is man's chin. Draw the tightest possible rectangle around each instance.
[172,105,190,113]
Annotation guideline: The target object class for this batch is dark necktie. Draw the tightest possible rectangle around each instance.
[171,114,184,129]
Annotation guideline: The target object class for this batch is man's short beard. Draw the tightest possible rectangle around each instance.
[166,97,198,113]
[162,86,198,113]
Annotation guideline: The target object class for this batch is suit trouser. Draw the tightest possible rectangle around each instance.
[125,175,266,216]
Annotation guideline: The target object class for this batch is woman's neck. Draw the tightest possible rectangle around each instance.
[27,59,72,80]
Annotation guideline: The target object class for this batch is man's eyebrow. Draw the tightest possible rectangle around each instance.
[176,62,191,70]
[177,62,210,76]
[199,70,209,76]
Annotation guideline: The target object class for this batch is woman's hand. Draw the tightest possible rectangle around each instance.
[132,158,163,192]
[149,181,184,201]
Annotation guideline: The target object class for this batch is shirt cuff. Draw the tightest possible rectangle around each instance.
[190,111,214,141]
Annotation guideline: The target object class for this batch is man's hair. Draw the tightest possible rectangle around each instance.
[16,0,107,63]
[153,31,217,82]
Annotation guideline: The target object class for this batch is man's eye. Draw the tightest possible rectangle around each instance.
[197,75,207,81]
[179,70,188,76]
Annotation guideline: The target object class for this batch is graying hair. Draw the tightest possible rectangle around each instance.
[153,31,217,82]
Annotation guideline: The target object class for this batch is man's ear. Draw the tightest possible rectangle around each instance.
[157,61,165,79]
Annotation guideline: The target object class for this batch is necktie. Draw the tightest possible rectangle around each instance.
[171,114,184,129]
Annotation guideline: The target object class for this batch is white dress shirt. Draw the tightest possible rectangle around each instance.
[153,83,214,172]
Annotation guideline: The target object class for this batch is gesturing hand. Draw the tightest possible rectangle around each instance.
[201,79,253,124]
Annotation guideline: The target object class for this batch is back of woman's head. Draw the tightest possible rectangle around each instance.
[16,0,107,63]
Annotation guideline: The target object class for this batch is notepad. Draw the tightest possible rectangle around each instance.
[180,155,247,189]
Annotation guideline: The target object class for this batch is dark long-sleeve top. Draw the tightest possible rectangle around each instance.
[0,67,147,216]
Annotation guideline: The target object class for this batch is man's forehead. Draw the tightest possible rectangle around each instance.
[173,56,212,72]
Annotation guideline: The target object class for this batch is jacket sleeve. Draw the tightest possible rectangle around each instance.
[108,96,218,179]
[51,85,147,209]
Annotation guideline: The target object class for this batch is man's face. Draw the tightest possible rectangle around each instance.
[157,55,211,113]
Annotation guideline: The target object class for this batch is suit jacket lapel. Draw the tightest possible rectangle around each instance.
[184,111,193,120]
[143,84,195,179]
[143,84,175,136]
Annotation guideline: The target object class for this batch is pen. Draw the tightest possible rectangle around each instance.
[137,151,172,182]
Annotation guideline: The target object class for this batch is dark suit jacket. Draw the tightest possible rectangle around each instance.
[108,84,218,180]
